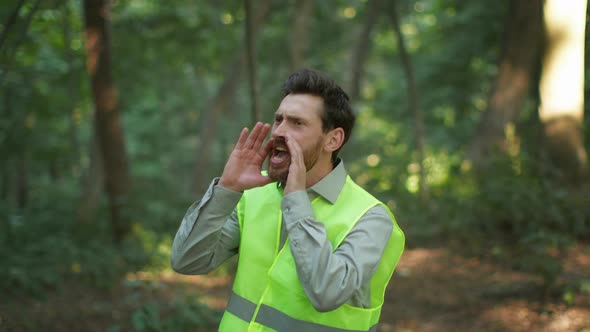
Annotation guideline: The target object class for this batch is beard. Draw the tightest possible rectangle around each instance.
[268,136,323,186]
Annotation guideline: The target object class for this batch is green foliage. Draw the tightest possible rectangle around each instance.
[0,180,117,294]
[114,297,222,332]
[0,177,175,295]
[1,0,589,315]
[394,149,588,285]
[347,104,588,287]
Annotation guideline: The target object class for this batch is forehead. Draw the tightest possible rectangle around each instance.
[275,94,324,120]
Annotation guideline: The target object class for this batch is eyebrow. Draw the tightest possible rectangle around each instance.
[274,112,307,123]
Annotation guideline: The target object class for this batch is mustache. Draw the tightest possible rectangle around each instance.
[272,137,287,147]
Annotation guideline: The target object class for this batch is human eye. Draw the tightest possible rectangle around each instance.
[292,118,304,126]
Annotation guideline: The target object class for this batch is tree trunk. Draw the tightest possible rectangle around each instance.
[83,0,131,243]
[0,0,41,86]
[71,1,103,229]
[0,0,27,51]
[290,0,314,72]
[538,0,588,180]
[1,160,10,244]
[63,0,81,170]
[245,0,261,122]
[193,55,245,193]
[468,0,544,167]
[77,130,104,226]
[16,156,28,210]
[349,0,379,102]
[193,0,273,193]
[2,88,12,205]
[388,0,428,200]
[1,160,8,204]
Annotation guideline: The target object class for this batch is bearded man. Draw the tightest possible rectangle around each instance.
[171,69,405,332]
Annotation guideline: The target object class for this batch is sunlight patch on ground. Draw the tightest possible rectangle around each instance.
[480,302,590,332]
[124,271,233,311]
[394,248,446,278]
[199,295,228,310]
[397,248,446,268]
[479,301,537,331]
[126,271,233,289]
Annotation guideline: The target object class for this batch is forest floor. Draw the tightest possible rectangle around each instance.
[1,244,589,332]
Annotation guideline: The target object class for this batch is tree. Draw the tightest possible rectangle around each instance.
[538,0,588,180]
[83,0,131,243]
[348,0,379,102]
[0,0,41,86]
[0,0,27,51]
[193,0,273,193]
[388,0,427,199]
[245,0,261,122]
[0,0,43,213]
[289,0,314,72]
[76,130,104,227]
[468,0,544,167]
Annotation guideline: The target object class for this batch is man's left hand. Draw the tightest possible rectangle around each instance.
[284,134,306,195]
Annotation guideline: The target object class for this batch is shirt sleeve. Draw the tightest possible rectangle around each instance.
[170,178,242,275]
[281,190,394,312]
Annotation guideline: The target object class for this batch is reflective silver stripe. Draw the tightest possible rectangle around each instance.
[257,304,378,332]
[226,291,256,323]
[226,291,378,332]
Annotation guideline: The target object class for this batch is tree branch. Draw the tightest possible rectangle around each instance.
[0,0,27,52]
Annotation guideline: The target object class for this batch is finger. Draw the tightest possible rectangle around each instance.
[244,122,262,149]
[235,127,249,149]
[253,123,271,151]
[284,135,306,193]
[259,138,273,159]
[285,135,303,165]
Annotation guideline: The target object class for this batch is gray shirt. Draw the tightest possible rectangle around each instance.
[170,161,394,311]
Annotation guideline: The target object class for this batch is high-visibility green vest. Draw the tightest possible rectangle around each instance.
[218,176,405,332]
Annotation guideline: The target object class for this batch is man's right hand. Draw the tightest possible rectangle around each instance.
[218,122,273,192]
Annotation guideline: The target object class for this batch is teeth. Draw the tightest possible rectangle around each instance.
[276,146,287,152]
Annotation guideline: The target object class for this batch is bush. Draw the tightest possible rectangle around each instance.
[394,150,589,286]
[0,180,168,296]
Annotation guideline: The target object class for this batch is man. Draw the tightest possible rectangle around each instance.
[171,69,405,332]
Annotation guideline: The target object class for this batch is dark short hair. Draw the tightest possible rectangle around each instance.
[281,69,355,162]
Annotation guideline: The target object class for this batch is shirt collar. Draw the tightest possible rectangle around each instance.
[308,158,347,204]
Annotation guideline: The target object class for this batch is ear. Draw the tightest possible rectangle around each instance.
[324,128,345,153]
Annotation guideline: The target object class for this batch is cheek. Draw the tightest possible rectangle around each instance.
[294,135,310,150]
[300,137,320,153]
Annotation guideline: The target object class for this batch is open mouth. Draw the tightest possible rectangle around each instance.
[270,139,290,165]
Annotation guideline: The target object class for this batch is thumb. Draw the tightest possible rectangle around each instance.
[259,174,273,186]
[262,175,273,185]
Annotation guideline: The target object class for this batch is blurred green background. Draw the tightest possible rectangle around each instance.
[1,0,589,331]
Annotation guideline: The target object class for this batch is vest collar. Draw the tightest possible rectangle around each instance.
[308,158,346,205]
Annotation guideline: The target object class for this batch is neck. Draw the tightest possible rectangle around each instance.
[305,156,334,188]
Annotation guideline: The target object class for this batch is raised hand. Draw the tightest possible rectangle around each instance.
[218,122,273,192]
[283,133,306,195]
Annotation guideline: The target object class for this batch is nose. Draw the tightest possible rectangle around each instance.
[272,120,287,137]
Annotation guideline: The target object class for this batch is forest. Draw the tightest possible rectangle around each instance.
[1,0,589,331]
